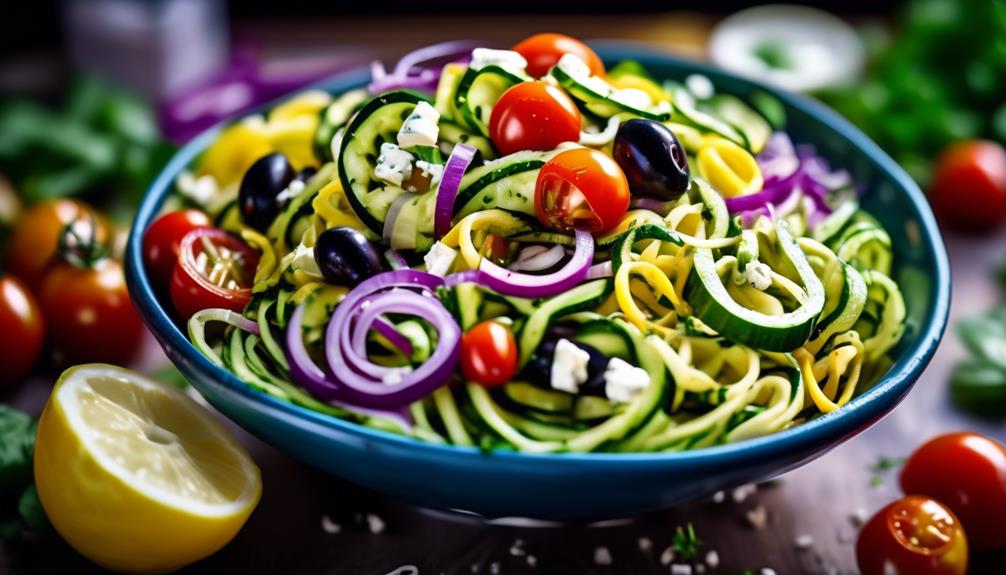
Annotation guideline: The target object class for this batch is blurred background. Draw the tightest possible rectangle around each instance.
[2,1,1006,573]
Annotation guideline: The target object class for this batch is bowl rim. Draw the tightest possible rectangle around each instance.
[125,41,950,469]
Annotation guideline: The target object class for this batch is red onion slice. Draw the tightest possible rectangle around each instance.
[508,244,566,272]
[434,143,478,239]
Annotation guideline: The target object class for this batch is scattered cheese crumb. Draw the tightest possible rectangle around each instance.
[705,550,720,568]
[760,569,777,575]
[794,534,814,550]
[712,491,726,504]
[671,564,693,575]
[746,505,769,529]
[509,539,526,557]
[366,513,386,534]
[423,242,458,277]
[696,565,706,574]
[850,508,869,527]
[732,483,758,503]
[593,546,612,565]
[489,561,500,575]
[526,555,537,568]
[604,357,651,403]
[637,536,652,552]
[660,546,676,566]
[320,515,341,534]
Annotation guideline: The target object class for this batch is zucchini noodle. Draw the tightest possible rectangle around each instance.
[175,47,910,454]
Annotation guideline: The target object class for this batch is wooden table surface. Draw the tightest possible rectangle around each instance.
[4,13,1006,575]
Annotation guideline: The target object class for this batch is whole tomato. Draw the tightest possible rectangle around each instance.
[856,495,968,575]
[0,275,44,386]
[901,431,1006,550]
[6,199,109,289]
[39,256,144,366]
[929,140,1006,231]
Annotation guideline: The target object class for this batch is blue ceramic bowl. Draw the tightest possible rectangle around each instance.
[126,42,950,520]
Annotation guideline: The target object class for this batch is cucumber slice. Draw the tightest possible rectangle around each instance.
[453,150,552,219]
[809,260,867,346]
[503,382,574,414]
[705,93,772,154]
[454,65,529,136]
[434,63,468,121]
[812,199,859,244]
[314,88,368,163]
[834,222,892,276]
[439,120,496,161]
[666,84,746,149]
[550,62,670,121]
[518,279,614,367]
[573,396,616,421]
[337,90,430,235]
[574,320,633,360]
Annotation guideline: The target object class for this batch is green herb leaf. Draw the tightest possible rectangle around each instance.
[671,522,702,560]
[17,485,47,531]
[869,456,906,473]
[950,359,1006,418]
[956,315,1006,369]
[0,405,37,492]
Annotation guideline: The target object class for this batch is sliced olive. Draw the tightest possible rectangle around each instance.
[314,226,386,287]
[238,153,296,232]
[522,336,609,396]
[612,119,690,201]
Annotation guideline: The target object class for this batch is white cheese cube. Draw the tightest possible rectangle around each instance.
[397,101,441,149]
[374,143,414,187]
[470,48,528,72]
[604,358,650,404]
[610,87,653,110]
[423,241,458,277]
[550,338,590,394]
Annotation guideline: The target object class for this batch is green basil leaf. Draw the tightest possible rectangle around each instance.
[957,315,1006,368]
[950,360,1006,419]
[0,405,37,492]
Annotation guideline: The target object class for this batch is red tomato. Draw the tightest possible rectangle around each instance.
[901,431,1006,550]
[460,321,518,387]
[171,228,259,321]
[0,275,44,386]
[512,33,605,78]
[488,81,581,156]
[39,258,143,365]
[481,234,509,265]
[143,210,211,287]
[535,148,630,233]
[856,495,968,575]
[6,199,110,289]
[929,140,1006,231]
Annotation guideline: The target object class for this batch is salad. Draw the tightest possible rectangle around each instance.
[147,34,907,453]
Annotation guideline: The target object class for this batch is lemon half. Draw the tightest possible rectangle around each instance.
[35,364,261,573]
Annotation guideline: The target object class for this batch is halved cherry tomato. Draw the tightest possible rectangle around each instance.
[535,147,630,233]
[0,275,44,386]
[488,81,581,156]
[481,234,509,265]
[901,431,1006,550]
[512,33,605,78]
[460,320,518,387]
[40,257,143,365]
[856,495,967,575]
[170,228,259,321]
[143,210,212,287]
[929,140,1006,231]
[6,199,110,289]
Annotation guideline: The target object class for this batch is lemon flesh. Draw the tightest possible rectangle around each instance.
[35,364,261,573]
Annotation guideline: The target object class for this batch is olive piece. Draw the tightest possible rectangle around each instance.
[238,153,296,232]
[314,226,386,287]
[612,119,690,201]
[522,337,609,396]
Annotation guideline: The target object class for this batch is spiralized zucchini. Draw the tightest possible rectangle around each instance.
[177,50,908,454]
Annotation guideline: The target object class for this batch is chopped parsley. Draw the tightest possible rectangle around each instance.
[671,522,702,560]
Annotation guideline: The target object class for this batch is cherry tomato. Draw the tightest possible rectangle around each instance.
[460,320,518,387]
[512,33,605,78]
[39,258,143,365]
[929,140,1006,231]
[901,431,1006,550]
[6,199,110,289]
[142,210,211,287]
[171,228,259,321]
[535,148,630,233]
[488,81,581,156]
[856,495,968,575]
[0,275,44,386]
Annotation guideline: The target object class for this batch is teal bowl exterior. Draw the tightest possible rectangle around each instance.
[125,42,950,520]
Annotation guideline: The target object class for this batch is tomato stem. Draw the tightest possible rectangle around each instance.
[57,214,108,269]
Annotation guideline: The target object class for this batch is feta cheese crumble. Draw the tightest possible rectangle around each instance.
[604,358,650,403]
[470,48,528,73]
[593,546,612,566]
[415,160,445,186]
[397,101,440,149]
[557,53,613,97]
[374,143,413,187]
[550,338,590,394]
[423,241,458,277]
[736,260,773,291]
[290,243,324,280]
[176,171,219,206]
[610,87,653,110]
